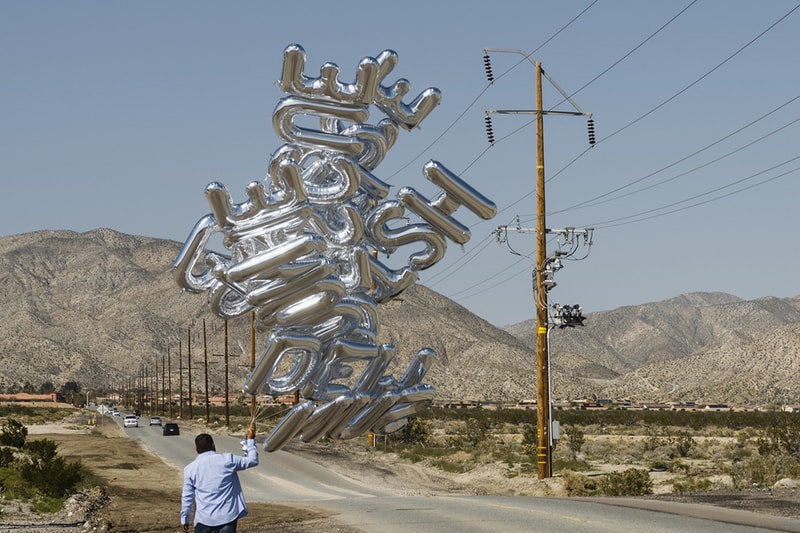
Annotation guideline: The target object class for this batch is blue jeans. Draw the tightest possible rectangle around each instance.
[194,520,237,533]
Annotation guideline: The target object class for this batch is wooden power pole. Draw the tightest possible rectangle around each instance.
[533,60,552,480]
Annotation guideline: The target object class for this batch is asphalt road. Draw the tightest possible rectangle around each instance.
[113,413,800,533]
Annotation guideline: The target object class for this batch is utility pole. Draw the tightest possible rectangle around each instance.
[168,347,174,419]
[224,320,230,426]
[202,319,210,424]
[161,353,165,417]
[532,60,551,479]
[484,48,594,479]
[178,340,184,419]
[187,326,193,420]
[250,311,256,431]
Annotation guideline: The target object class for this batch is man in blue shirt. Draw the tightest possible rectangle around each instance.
[181,426,258,533]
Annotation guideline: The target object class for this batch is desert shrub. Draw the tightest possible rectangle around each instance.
[392,416,430,446]
[20,439,86,498]
[0,446,16,467]
[0,419,27,449]
[430,457,473,474]
[30,495,64,514]
[671,476,714,493]
[462,418,491,447]
[0,464,33,499]
[596,468,652,496]
[561,470,597,496]
[673,431,696,458]
[756,419,800,460]
[520,423,538,456]
[729,454,800,489]
[24,439,59,462]
[553,457,590,472]
[563,425,586,459]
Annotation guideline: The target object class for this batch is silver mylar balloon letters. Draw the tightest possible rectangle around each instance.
[174,44,496,451]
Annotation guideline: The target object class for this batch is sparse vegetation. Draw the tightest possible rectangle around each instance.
[375,407,800,497]
[0,419,90,510]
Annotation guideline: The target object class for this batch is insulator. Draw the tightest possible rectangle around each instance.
[484,114,495,144]
[483,52,494,83]
[587,118,596,146]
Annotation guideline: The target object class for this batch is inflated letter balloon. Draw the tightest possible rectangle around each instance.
[174,44,497,451]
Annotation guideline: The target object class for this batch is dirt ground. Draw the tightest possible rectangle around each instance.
[8,411,800,531]
[14,414,359,533]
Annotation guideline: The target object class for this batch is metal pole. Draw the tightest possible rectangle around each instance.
[187,326,193,419]
[168,347,173,419]
[178,340,183,419]
[224,320,230,427]
[534,60,552,479]
[250,311,256,431]
[203,319,210,424]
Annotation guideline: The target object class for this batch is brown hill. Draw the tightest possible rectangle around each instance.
[0,229,553,401]
[1,229,798,405]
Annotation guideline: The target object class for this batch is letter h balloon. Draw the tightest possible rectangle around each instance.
[174,44,496,451]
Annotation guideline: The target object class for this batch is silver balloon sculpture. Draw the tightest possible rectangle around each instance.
[174,44,497,451]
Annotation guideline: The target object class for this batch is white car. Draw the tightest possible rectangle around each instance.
[123,415,138,428]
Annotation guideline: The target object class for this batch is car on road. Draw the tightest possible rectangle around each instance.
[149,416,162,426]
[123,415,138,428]
[162,423,180,436]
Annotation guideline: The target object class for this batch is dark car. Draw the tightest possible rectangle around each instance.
[162,423,180,436]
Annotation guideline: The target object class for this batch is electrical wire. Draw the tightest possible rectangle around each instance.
[423,233,496,285]
[385,1,599,181]
[429,5,800,307]
[548,0,698,109]
[546,2,800,184]
[585,154,800,229]
[592,164,800,229]
[549,94,800,215]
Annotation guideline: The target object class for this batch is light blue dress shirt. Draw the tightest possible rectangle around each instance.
[181,438,259,527]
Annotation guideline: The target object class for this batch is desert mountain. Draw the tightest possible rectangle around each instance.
[1,229,798,405]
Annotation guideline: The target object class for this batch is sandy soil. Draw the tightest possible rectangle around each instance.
[8,413,800,531]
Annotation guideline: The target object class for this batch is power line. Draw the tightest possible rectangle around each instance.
[593,3,799,147]
[386,1,599,181]
[547,94,800,216]
[546,2,800,184]
[586,154,800,229]
[550,0,698,108]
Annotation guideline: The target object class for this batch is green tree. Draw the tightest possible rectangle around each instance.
[20,439,84,498]
[0,419,28,449]
[62,381,81,395]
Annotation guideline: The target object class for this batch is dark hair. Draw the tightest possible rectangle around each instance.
[195,433,215,453]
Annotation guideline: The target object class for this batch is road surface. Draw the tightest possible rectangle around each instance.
[114,414,800,533]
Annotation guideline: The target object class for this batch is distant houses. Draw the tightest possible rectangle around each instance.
[0,392,66,403]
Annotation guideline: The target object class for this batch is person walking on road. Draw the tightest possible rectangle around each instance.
[181,426,258,533]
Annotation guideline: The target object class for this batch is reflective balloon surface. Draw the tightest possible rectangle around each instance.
[174,44,497,451]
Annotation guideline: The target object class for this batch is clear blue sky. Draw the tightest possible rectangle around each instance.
[2,1,799,327]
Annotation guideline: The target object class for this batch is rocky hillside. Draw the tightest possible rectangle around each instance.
[0,229,550,401]
[508,293,800,404]
[1,229,798,405]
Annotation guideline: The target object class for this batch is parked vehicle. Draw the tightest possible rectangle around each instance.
[123,415,138,428]
[162,423,180,436]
